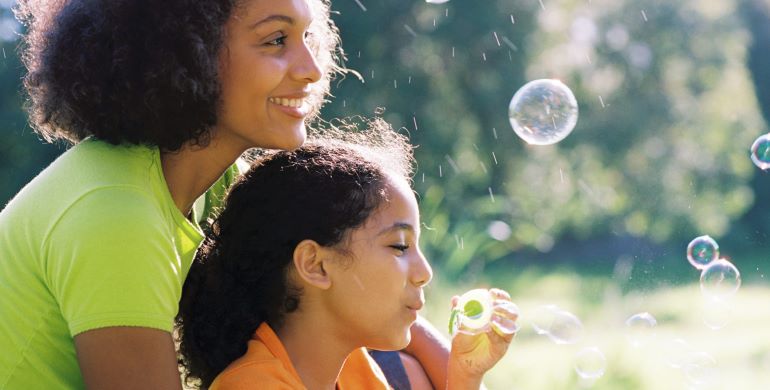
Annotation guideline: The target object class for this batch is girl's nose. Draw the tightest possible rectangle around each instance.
[411,250,433,288]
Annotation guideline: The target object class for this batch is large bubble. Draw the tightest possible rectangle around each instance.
[700,259,741,301]
[686,235,719,270]
[750,133,770,170]
[508,79,579,145]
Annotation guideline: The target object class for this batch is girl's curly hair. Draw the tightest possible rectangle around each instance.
[176,119,414,388]
[14,0,345,151]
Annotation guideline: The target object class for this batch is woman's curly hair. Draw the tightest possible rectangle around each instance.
[14,0,345,151]
[176,119,414,388]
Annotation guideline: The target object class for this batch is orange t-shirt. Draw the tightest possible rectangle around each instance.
[210,323,391,390]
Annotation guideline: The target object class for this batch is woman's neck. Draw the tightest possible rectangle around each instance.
[276,312,356,390]
[160,136,246,216]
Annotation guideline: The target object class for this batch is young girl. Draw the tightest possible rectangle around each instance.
[0,0,447,388]
[177,124,518,389]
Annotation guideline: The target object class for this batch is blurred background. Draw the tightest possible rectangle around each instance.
[3,0,770,388]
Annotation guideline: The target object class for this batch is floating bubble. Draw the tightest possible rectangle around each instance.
[508,79,579,145]
[750,133,770,170]
[686,235,719,270]
[449,289,493,336]
[700,259,741,301]
[425,0,450,3]
[660,338,695,369]
[574,347,607,379]
[531,304,584,344]
[683,351,718,386]
[625,312,657,347]
[701,298,732,330]
[491,300,521,335]
[487,220,512,241]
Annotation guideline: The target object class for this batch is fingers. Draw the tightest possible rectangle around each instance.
[489,288,519,339]
[450,295,459,309]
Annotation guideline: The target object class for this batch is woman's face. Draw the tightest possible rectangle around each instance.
[324,175,434,351]
[215,0,322,152]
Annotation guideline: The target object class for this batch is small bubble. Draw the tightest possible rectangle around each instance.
[687,235,719,270]
[750,133,770,170]
[426,0,450,3]
[531,305,583,344]
[700,259,741,301]
[625,312,657,347]
[574,347,607,379]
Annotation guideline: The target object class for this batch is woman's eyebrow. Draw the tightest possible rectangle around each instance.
[249,15,295,30]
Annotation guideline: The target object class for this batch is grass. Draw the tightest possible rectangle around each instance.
[422,270,770,389]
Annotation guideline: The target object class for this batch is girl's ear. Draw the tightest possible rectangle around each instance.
[293,239,332,289]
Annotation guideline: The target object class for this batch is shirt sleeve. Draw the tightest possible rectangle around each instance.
[43,186,184,336]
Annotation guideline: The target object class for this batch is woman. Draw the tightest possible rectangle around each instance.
[177,124,518,389]
[0,1,446,388]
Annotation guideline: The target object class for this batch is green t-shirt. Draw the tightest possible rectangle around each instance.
[0,139,240,389]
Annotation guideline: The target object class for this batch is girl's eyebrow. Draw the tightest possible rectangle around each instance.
[249,15,295,30]
[376,222,418,237]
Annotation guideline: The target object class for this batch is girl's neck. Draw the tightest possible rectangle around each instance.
[276,314,356,390]
[160,135,246,216]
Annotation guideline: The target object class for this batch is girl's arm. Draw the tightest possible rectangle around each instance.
[74,327,183,390]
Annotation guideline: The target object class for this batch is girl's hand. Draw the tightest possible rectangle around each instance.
[447,288,518,381]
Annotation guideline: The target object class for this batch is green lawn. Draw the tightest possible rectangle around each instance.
[423,271,770,389]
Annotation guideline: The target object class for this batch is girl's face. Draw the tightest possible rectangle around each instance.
[215,0,322,152]
[324,175,434,351]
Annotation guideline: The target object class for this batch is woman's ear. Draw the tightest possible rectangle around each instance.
[293,239,332,290]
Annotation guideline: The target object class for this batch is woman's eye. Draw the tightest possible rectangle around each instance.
[266,35,287,46]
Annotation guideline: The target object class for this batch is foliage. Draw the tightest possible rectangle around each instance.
[1,0,770,276]
[323,0,770,276]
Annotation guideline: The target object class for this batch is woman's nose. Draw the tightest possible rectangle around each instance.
[291,40,322,84]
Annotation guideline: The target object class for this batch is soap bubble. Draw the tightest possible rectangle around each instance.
[450,289,493,336]
[425,0,450,3]
[683,351,718,386]
[574,347,607,379]
[508,79,579,145]
[531,304,584,344]
[491,300,521,335]
[686,235,719,270]
[700,259,741,301]
[701,298,732,330]
[750,133,770,170]
[625,312,657,347]
[660,338,695,369]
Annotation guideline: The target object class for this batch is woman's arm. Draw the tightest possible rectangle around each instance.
[74,327,183,390]
[404,316,451,389]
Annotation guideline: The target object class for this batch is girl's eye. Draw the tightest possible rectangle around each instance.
[390,244,409,254]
